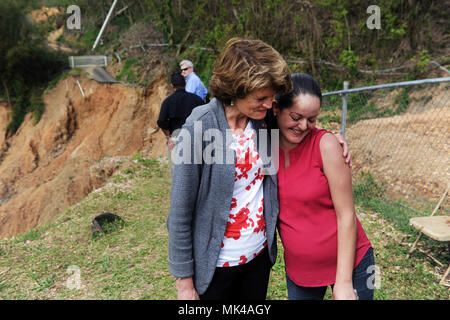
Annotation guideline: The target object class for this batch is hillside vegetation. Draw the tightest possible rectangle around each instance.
[1,0,449,133]
[63,0,449,86]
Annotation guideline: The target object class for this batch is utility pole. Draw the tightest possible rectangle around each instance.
[92,0,118,51]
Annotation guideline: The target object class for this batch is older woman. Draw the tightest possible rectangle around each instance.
[167,38,291,300]
[167,39,350,300]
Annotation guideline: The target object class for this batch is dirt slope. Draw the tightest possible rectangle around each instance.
[0,76,169,238]
[347,85,449,206]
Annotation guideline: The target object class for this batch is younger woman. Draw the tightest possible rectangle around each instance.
[272,74,375,300]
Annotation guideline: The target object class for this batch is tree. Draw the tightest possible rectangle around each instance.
[0,0,67,135]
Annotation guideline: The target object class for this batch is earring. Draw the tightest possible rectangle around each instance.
[230,100,234,106]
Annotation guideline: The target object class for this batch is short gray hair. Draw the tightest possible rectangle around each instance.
[179,60,194,68]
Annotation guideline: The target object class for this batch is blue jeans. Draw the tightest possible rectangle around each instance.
[286,247,375,300]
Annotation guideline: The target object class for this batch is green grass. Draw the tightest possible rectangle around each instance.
[353,172,449,299]
[0,156,172,299]
[0,157,448,299]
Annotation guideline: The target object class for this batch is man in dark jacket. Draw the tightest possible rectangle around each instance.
[157,72,204,165]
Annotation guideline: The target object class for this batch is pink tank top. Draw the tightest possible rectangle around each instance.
[278,128,372,287]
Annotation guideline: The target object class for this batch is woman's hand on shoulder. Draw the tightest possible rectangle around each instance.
[320,133,354,208]
[333,133,352,167]
[321,133,350,171]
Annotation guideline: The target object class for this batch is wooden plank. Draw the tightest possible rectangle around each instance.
[409,216,450,241]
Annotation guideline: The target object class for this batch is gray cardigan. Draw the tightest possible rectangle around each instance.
[166,98,279,295]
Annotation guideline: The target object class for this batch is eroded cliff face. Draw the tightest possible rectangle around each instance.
[0,76,169,237]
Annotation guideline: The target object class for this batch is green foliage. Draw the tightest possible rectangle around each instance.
[318,114,341,125]
[393,88,410,114]
[45,70,73,93]
[13,228,44,243]
[79,27,98,50]
[56,0,444,92]
[340,87,411,125]
[156,1,442,88]
[339,49,359,71]
[353,171,386,202]
[413,49,432,75]
[38,0,74,8]
[4,44,67,133]
[0,0,68,134]
[381,6,408,41]
[353,171,431,234]
[0,0,31,75]
[6,93,28,134]
[29,87,46,124]
[117,58,139,83]
[2,0,444,135]
[6,44,66,90]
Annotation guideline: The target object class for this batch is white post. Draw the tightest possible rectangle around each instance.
[340,81,349,138]
[114,52,121,65]
[76,80,85,97]
[92,0,118,51]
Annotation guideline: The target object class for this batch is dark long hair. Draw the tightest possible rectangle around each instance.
[266,73,322,129]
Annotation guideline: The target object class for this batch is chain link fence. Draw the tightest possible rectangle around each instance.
[321,77,450,230]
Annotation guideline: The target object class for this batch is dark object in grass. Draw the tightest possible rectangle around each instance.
[92,212,124,238]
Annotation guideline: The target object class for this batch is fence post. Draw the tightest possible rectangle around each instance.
[76,80,85,98]
[340,81,349,138]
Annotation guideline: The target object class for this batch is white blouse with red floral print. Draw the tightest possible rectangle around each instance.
[216,121,267,268]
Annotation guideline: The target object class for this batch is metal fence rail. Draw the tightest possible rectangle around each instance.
[321,77,450,216]
[68,55,112,68]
